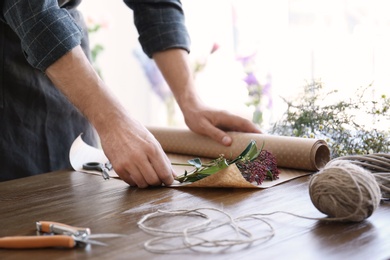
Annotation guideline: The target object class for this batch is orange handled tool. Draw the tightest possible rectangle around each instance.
[0,221,125,249]
[36,221,91,236]
[0,235,76,249]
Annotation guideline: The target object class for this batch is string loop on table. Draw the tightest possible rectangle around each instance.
[137,207,276,254]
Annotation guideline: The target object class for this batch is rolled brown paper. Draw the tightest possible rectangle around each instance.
[148,127,330,171]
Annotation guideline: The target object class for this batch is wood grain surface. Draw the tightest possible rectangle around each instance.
[0,170,389,260]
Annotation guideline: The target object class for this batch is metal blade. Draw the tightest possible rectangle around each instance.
[74,237,107,246]
[87,233,127,239]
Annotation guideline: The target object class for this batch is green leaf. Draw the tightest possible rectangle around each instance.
[246,142,260,161]
[229,140,258,164]
[197,159,229,174]
[188,158,202,168]
[266,170,273,180]
[250,141,265,162]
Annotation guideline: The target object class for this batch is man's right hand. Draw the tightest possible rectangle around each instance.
[99,119,175,188]
[46,45,175,187]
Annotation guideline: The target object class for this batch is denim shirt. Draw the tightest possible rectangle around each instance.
[0,0,190,181]
[1,0,190,71]
[0,5,97,181]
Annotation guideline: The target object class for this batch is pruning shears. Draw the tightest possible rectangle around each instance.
[0,221,125,249]
[83,161,112,180]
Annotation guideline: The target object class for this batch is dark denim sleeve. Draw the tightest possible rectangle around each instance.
[2,0,83,71]
[123,0,191,57]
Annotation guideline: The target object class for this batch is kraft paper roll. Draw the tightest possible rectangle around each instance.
[148,127,330,171]
[70,127,331,188]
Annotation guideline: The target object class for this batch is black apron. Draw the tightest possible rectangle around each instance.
[0,1,97,181]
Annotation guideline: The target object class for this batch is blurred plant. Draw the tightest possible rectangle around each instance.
[237,53,273,127]
[86,15,109,79]
[133,43,220,125]
[192,43,220,75]
[133,47,176,125]
[269,81,390,158]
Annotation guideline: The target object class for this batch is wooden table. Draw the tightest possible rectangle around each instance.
[0,170,389,260]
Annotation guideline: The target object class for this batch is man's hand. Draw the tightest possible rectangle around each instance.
[181,102,261,146]
[46,46,175,187]
[153,49,261,146]
[98,118,175,188]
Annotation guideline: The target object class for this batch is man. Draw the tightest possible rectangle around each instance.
[0,0,260,187]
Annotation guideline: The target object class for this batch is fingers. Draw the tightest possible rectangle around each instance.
[101,127,175,188]
[113,150,175,188]
[201,122,233,146]
[114,164,175,188]
[216,112,262,133]
[118,171,137,187]
[187,110,262,146]
[119,163,157,188]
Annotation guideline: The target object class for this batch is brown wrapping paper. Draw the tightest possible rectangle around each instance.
[148,127,330,171]
[146,127,330,188]
[69,127,330,188]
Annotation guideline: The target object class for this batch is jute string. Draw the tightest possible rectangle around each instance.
[331,153,390,200]
[138,160,384,253]
[372,172,390,199]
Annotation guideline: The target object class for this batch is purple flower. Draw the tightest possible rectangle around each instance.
[236,52,257,66]
[262,74,273,109]
[244,72,260,86]
[236,150,280,185]
[133,47,172,102]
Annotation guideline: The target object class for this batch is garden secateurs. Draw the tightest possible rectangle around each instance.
[0,221,125,249]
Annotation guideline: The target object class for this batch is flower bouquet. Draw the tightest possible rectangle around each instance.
[173,140,280,186]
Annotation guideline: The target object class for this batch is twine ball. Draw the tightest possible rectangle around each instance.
[309,160,381,222]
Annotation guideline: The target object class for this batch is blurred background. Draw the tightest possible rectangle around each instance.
[78,0,390,131]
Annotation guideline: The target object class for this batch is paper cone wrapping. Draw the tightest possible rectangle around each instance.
[184,164,257,188]
[165,153,315,188]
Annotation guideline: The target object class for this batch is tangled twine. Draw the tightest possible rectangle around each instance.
[137,208,277,254]
[138,159,385,253]
[137,207,328,254]
[331,153,390,200]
